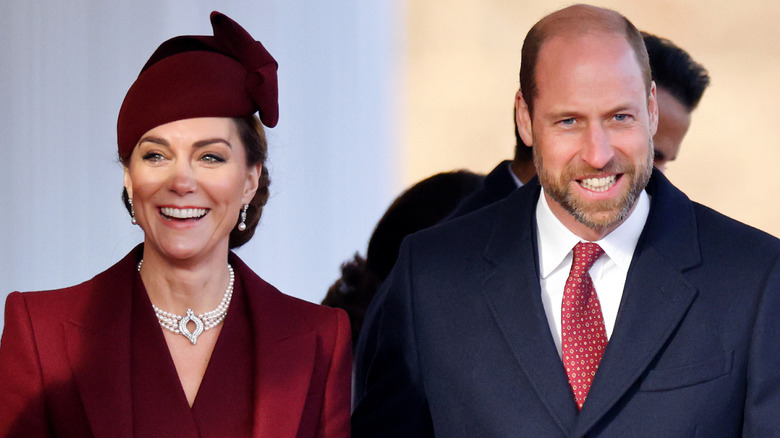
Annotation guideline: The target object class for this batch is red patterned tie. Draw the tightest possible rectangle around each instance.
[561,242,606,410]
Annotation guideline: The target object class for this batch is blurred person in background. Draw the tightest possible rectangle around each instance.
[642,31,710,172]
[323,170,483,348]
[447,116,535,219]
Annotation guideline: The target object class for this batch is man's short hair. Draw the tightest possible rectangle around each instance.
[642,31,710,111]
[519,4,650,118]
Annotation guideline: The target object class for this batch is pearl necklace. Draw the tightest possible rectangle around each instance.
[137,260,235,345]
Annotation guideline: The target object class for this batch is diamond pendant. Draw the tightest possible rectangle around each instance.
[178,309,205,345]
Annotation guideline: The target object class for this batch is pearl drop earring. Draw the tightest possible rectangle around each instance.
[238,204,249,231]
[129,197,137,225]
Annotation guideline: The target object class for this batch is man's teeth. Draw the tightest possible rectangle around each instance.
[580,175,617,192]
[160,207,207,219]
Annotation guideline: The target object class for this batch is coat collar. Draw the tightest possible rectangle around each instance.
[65,246,139,438]
[65,246,317,438]
[480,170,702,436]
[483,160,521,194]
[229,252,318,437]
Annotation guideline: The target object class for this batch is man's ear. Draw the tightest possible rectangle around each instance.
[648,80,659,137]
[515,89,534,147]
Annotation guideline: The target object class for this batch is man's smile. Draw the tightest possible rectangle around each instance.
[577,174,619,192]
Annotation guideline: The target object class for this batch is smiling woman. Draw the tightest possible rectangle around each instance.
[124,117,261,266]
[0,11,351,438]
[122,114,271,250]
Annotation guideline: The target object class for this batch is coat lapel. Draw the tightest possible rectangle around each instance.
[574,171,703,437]
[480,180,580,435]
[251,327,316,438]
[232,255,317,438]
[480,172,704,437]
[65,247,140,438]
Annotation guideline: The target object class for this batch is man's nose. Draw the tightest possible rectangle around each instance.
[581,124,614,169]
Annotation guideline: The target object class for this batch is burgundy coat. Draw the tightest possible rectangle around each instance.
[0,246,351,437]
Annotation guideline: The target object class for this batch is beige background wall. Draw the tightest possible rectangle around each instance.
[403,0,780,237]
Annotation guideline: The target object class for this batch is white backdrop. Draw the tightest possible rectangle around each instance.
[0,0,403,330]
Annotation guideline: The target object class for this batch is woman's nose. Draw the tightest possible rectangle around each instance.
[168,161,197,195]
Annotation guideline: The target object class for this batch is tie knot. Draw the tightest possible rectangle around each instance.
[571,242,604,277]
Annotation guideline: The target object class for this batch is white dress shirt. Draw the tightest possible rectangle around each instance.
[535,189,650,356]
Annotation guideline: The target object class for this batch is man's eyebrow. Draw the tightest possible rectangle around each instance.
[607,103,639,114]
[543,109,582,122]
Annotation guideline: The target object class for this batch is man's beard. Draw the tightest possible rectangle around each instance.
[535,142,653,233]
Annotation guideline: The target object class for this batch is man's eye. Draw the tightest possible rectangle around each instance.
[560,118,575,126]
[614,114,630,122]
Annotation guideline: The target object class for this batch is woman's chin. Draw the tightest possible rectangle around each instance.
[145,237,225,264]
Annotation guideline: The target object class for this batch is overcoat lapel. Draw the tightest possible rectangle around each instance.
[480,172,704,437]
[574,171,703,437]
[63,248,319,438]
[480,179,579,435]
[65,247,139,438]
[232,255,317,438]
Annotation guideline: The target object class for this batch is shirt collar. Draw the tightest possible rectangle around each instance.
[507,162,523,188]
[535,188,651,278]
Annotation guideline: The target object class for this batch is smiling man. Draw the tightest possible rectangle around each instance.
[517,18,656,242]
[352,4,780,437]
[447,32,708,222]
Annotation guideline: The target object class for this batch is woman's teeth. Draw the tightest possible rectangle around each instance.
[160,207,207,219]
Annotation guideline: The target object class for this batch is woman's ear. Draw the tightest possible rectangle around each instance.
[123,166,133,199]
[243,163,262,204]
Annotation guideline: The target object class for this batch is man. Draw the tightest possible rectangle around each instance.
[449,30,709,220]
[643,31,710,172]
[352,4,780,437]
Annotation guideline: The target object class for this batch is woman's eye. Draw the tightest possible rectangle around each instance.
[142,152,165,162]
[201,154,226,163]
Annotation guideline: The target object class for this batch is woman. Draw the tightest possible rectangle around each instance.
[0,12,351,438]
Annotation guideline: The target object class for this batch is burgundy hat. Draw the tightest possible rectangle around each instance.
[117,11,278,161]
